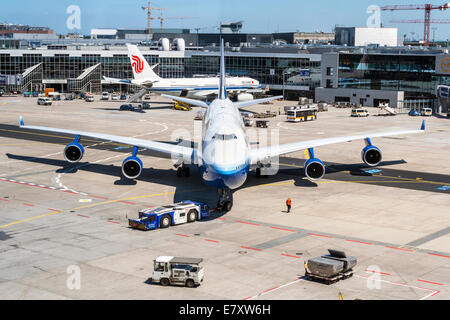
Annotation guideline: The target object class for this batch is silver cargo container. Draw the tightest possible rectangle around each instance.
[307,249,357,278]
[307,257,344,278]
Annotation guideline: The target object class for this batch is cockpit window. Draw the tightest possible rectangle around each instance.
[213,134,237,140]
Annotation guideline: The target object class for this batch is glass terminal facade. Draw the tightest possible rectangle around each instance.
[337,53,450,98]
[0,48,321,96]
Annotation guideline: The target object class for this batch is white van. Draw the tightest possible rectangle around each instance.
[351,108,369,117]
[37,97,52,106]
[101,92,109,100]
[421,108,432,116]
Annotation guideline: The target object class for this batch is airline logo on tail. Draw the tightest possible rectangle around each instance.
[131,55,144,74]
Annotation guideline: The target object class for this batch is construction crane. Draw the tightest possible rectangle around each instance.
[156,11,193,32]
[141,1,167,36]
[381,3,450,47]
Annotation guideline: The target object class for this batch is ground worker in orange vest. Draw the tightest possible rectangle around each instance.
[286,198,292,213]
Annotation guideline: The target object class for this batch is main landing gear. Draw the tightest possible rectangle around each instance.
[217,188,233,212]
[176,162,190,177]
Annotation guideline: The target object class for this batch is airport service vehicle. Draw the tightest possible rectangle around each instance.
[409,109,420,116]
[102,44,262,101]
[49,92,61,101]
[0,89,4,96]
[128,201,210,230]
[256,120,269,128]
[120,102,149,111]
[85,95,94,102]
[101,92,109,100]
[351,108,369,117]
[286,106,318,122]
[152,256,204,287]
[244,118,254,127]
[305,249,357,285]
[173,101,192,111]
[317,102,329,112]
[120,93,127,100]
[37,97,52,106]
[112,93,119,101]
[18,39,426,212]
[120,104,135,111]
[421,108,432,116]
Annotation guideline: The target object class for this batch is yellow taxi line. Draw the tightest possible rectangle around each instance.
[279,163,445,186]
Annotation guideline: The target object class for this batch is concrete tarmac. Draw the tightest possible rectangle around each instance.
[0,95,448,300]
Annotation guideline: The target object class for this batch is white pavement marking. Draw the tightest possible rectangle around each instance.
[245,277,305,300]
[354,275,439,300]
[246,275,439,300]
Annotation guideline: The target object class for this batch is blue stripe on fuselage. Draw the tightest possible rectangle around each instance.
[151,85,262,92]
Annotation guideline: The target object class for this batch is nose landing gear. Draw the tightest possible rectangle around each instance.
[217,188,233,212]
[175,162,190,177]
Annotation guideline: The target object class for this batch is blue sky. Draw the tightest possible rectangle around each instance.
[2,0,449,40]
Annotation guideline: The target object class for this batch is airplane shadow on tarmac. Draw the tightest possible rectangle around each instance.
[5,152,410,221]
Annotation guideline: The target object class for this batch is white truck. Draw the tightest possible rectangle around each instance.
[152,256,204,287]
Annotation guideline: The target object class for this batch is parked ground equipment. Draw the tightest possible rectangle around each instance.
[305,249,357,285]
[254,111,276,118]
[128,200,210,231]
[173,101,192,111]
[256,120,269,128]
[152,256,204,287]
[244,118,254,127]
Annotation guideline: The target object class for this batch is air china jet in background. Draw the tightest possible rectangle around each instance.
[103,44,261,101]
[19,39,425,211]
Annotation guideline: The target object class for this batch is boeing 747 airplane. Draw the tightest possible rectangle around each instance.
[103,44,261,100]
[19,39,425,211]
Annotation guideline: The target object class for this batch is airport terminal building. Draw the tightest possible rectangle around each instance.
[0,45,321,98]
[316,49,450,108]
[0,41,449,106]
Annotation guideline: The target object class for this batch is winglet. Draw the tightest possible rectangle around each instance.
[19,116,24,127]
[421,120,425,131]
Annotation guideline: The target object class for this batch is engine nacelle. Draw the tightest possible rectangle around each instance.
[237,93,254,102]
[64,142,84,163]
[122,156,143,179]
[362,145,382,167]
[304,158,325,180]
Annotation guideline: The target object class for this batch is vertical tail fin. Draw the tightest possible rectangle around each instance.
[219,38,227,100]
[126,44,161,81]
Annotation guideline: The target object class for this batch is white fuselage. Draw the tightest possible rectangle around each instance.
[134,76,261,100]
[199,98,250,190]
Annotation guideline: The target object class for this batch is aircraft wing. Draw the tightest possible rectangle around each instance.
[19,117,194,161]
[103,76,132,85]
[161,94,209,108]
[234,96,283,109]
[249,121,425,164]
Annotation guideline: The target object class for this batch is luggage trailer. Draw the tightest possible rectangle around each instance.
[304,249,357,285]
